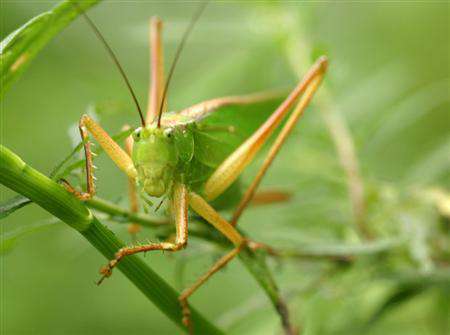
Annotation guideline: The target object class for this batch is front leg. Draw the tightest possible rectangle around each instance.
[61,114,137,200]
[97,182,188,284]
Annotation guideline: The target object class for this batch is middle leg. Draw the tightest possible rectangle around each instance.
[60,115,137,200]
[97,182,188,284]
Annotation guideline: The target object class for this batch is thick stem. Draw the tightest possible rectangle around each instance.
[0,146,91,231]
[0,145,223,335]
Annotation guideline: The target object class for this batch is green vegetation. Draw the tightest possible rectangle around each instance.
[1,1,448,334]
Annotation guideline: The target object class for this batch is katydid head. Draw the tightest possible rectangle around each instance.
[132,126,178,197]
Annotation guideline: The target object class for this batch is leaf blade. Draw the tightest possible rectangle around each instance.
[0,0,102,97]
[0,195,32,219]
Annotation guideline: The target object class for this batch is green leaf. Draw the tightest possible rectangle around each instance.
[0,195,32,219]
[366,284,427,327]
[0,0,102,97]
[1,219,57,254]
[365,269,450,329]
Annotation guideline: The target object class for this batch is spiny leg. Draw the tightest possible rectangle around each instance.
[231,72,325,225]
[97,182,188,285]
[123,125,140,239]
[61,115,137,200]
[60,121,95,200]
[146,17,165,124]
[203,56,328,202]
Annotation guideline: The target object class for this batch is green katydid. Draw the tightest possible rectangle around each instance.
[61,3,327,332]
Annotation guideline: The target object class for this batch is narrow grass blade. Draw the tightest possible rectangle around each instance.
[1,0,102,97]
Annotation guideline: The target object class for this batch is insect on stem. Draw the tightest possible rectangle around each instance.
[156,1,209,128]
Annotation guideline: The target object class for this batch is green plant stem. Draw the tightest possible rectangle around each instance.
[0,146,91,230]
[0,145,223,335]
[81,219,223,334]
[86,199,294,332]
[238,247,296,335]
[0,144,403,335]
[2,142,380,335]
[90,199,401,261]
[87,197,169,227]
[280,12,371,240]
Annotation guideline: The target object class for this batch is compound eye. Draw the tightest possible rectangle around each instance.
[132,129,141,141]
[163,128,173,138]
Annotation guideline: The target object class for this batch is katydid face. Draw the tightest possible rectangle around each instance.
[132,126,178,197]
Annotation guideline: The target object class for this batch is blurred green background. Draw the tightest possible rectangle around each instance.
[1,1,449,335]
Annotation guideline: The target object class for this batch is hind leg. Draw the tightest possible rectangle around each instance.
[203,57,327,202]
[231,71,324,225]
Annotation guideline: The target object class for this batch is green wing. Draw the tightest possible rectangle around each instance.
[192,98,283,168]
[183,97,283,208]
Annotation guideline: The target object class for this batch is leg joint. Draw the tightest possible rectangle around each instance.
[172,240,187,251]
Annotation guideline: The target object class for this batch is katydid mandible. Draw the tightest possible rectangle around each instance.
[62,5,328,332]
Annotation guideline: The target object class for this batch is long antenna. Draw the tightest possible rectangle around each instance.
[72,2,146,127]
[156,2,208,127]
